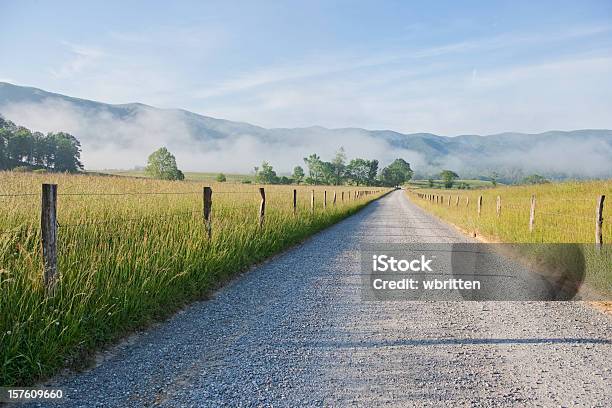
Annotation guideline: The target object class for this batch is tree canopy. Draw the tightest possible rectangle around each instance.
[253,152,412,187]
[0,115,84,172]
[255,161,278,184]
[440,170,459,188]
[292,166,305,184]
[145,147,184,181]
[380,158,413,187]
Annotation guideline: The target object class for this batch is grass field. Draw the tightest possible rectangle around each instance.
[405,180,611,293]
[95,169,255,183]
[0,171,387,386]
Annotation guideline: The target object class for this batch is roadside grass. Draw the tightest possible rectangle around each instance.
[0,171,387,386]
[405,180,611,295]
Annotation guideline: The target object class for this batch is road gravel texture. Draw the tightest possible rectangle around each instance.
[28,191,612,407]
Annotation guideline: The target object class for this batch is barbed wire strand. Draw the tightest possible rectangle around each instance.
[0,193,39,197]
[59,210,201,228]
[537,211,594,220]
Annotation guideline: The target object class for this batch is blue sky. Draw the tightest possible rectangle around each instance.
[1,0,612,135]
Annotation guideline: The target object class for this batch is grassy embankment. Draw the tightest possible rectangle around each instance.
[0,171,387,386]
[405,180,611,294]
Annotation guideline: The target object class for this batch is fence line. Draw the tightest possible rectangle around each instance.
[4,184,383,292]
[414,190,606,245]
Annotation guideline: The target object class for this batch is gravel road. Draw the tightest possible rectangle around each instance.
[29,190,611,407]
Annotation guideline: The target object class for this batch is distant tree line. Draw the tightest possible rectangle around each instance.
[0,115,84,172]
[253,148,413,187]
[419,169,553,189]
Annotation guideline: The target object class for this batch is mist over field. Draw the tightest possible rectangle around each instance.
[1,82,611,180]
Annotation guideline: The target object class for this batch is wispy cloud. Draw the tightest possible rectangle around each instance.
[49,42,107,79]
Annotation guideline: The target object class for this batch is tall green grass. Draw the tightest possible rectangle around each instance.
[0,171,387,386]
[406,180,611,294]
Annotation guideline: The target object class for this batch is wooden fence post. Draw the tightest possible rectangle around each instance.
[324,190,327,208]
[456,196,459,207]
[259,187,266,227]
[529,195,536,232]
[448,195,451,206]
[477,195,482,216]
[333,191,337,206]
[341,191,344,202]
[41,183,58,293]
[596,195,605,250]
[311,190,315,214]
[203,186,212,238]
[293,189,297,216]
[496,196,501,217]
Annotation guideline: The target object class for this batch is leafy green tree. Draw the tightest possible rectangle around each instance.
[380,159,413,187]
[7,127,32,163]
[428,178,434,188]
[145,147,184,180]
[346,158,371,185]
[255,161,279,184]
[0,119,10,169]
[303,153,323,184]
[216,173,227,182]
[490,171,499,187]
[366,159,379,185]
[292,166,305,184]
[278,176,292,185]
[331,147,347,185]
[440,170,459,188]
[319,161,336,185]
[50,132,84,172]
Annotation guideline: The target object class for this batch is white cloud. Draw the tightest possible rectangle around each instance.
[49,43,107,79]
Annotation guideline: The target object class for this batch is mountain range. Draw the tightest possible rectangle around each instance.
[1,82,611,181]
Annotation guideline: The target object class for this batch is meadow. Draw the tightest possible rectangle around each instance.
[405,180,611,293]
[406,179,499,189]
[95,169,255,183]
[0,171,387,386]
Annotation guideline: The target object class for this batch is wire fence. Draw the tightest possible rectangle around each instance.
[411,190,608,244]
[1,183,387,290]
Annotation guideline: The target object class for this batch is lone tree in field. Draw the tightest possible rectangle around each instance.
[145,147,184,181]
[292,166,305,184]
[216,173,227,182]
[440,170,459,188]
